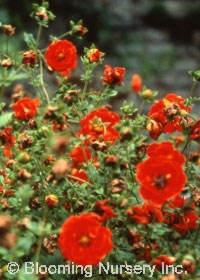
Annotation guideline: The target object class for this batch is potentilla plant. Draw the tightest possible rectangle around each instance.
[0,2,200,280]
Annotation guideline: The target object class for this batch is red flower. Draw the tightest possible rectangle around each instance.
[79,108,120,143]
[147,142,185,166]
[69,168,89,185]
[153,255,176,270]
[95,200,117,222]
[148,93,191,139]
[58,213,113,266]
[164,195,197,235]
[126,202,163,224]
[136,156,186,206]
[189,119,200,141]
[172,212,198,235]
[69,146,95,169]
[88,49,101,63]
[146,119,163,140]
[45,40,77,76]
[103,65,125,85]
[131,74,142,93]
[13,98,40,121]
[164,211,198,235]
[167,195,188,208]
[0,127,16,158]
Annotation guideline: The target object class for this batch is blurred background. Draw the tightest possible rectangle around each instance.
[1,0,200,111]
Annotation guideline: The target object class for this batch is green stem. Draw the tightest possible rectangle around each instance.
[58,31,70,40]
[137,99,145,115]
[5,36,9,55]
[36,24,43,48]
[181,137,190,155]
[39,60,50,106]
[81,80,89,101]
[126,147,140,204]
[188,80,197,98]
[34,207,48,264]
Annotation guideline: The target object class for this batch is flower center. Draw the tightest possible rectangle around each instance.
[57,52,65,61]
[79,235,90,246]
[91,117,105,134]
[24,107,30,113]
[154,173,171,189]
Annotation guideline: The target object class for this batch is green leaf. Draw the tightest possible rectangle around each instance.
[24,32,36,48]
[193,164,200,176]
[0,112,12,127]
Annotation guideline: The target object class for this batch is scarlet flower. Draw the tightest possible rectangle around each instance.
[69,146,93,168]
[189,119,200,141]
[58,213,113,266]
[13,98,40,121]
[131,74,142,93]
[88,49,101,63]
[164,195,197,235]
[126,202,163,224]
[45,40,77,76]
[0,127,16,158]
[167,195,188,208]
[136,156,186,206]
[148,93,191,139]
[22,50,37,67]
[146,119,163,140]
[69,168,89,185]
[166,211,198,235]
[103,65,125,85]
[147,142,185,166]
[95,200,117,222]
[79,108,120,143]
[153,255,176,270]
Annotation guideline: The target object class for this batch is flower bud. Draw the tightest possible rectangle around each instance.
[45,195,59,207]
[141,89,153,99]
[131,74,142,93]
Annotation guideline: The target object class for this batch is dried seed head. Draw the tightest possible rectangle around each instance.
[1,59,13,69]
[43,234,58,254]
[22,50,37,67]
[192,187,200,207]
[164,103,180,119]
[105,155,118,166]
[2,25,15,36]
[44,106,58,119]
[27,119,38,129]
[52,159,70,179]
[0,233,17,249]
[29,197,41,209]
[90,139,107,152]
[17,168,32,180]
[53,136,69,154]
[0,215,12,235]
[110,178,126,193]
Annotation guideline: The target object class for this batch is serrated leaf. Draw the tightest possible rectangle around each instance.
[193,164,200,176]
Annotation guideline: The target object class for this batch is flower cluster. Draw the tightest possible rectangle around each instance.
[0,3,199,280]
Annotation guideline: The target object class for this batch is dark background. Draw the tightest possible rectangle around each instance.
[1,0,200,110]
